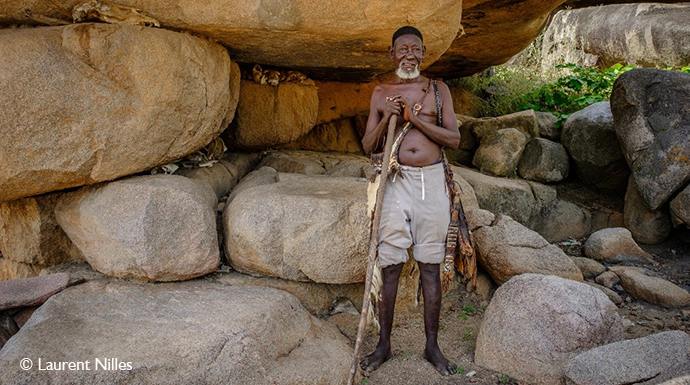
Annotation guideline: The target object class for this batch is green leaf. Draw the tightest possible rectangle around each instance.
[568,78,584,91]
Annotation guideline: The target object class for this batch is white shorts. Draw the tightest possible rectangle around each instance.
[377,162,450,268]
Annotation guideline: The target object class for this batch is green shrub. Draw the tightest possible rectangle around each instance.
[450,63,690,126]
[519,63,635,127]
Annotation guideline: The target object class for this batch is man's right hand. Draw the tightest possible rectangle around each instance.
[384,95,402,118]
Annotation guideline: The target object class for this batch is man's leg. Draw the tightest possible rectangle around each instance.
[418,261,457,376]
[360,262,404,372]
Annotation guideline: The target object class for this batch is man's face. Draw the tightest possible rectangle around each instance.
[390,34,425,80]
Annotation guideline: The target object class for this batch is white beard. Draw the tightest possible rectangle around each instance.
[396,63,420,80]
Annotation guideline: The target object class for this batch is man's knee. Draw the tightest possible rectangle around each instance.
[417,261,441,279]
[378,242,409,268]
[413,243,445,265]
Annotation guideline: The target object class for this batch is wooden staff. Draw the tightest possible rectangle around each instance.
[347,116,398,385]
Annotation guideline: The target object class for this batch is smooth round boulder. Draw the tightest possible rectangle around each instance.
[473,215,583,285]
[473,128,528,177]
[475,274,624,385]
[468,110,540,141]
[518,138,570,183]
[223,173,368,284]
[0,23,234,202]
[611,68,690,210]
[561,102,630,193]
[0,280,353,384]
[583,227,654,264]
[55,175,220,282]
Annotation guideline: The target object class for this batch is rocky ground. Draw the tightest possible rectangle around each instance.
[328,184,690,384]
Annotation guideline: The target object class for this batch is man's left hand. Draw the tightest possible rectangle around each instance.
[394,96,414,122]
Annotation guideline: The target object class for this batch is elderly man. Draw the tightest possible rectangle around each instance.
[360,26,460,376]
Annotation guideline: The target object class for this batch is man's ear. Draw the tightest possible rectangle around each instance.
[421,44,427,58]
[388,45,394,59]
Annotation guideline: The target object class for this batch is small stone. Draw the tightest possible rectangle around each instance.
[611,266,690,307]
[595,271,620,288]
[584,227,655,264]
[468,110,540,140]
[0,274,70,311]
[571,257,606,278]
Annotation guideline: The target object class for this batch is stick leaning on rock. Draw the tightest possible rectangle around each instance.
[347,116,398,385]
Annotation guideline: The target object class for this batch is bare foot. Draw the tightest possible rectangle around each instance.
[359,344,392,372]
[423,347,457,376]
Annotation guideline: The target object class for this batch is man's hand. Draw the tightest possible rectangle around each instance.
[392,96,414,122]
[384,95,402,118]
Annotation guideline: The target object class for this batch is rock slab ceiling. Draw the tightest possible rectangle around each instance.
[0,0,462,81]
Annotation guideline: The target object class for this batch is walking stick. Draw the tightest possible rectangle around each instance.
[347,116,398,385]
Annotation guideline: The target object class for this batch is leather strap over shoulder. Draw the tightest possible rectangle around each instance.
[433,80,442,127]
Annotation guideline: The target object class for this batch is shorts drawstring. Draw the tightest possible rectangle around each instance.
[421,167,425,200]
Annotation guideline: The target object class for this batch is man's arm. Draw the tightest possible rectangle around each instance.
[398,81,460,149]
[361,86,401,154]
